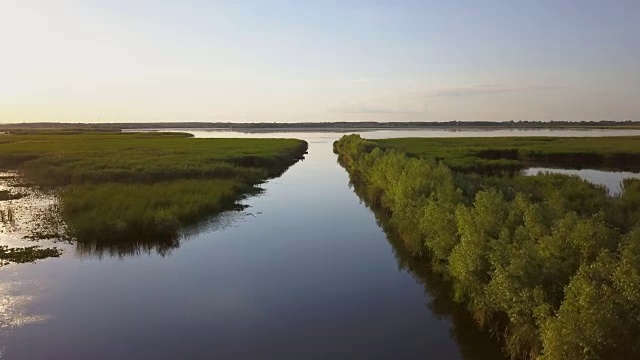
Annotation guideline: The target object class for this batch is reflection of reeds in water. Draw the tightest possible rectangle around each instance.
[73,204,249,260]
[74,235,182,259]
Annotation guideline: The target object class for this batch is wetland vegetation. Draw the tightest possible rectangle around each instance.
[375,136,640,174]
[0,132,307,257]
[335,134,640,360]
[0,245,62,266]
[0,190,26,201]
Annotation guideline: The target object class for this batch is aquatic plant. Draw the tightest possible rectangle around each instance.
[0,245,62,265]
[0,190,26,201]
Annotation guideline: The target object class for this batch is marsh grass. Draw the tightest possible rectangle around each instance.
[0,132,307,248]
[61,179,243,241]
[375,136,640,174]
[0,132,307,186]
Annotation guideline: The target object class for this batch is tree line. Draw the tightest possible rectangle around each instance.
[1,120,639,131]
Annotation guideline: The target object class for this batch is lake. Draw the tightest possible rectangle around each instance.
[2,128,640,359]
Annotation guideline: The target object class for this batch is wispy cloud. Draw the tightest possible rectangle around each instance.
[425,83,561,98]
[342,77,388,84]
[326,83,561,119]
[328,103,428,115]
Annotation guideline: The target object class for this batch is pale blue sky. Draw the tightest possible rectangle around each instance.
[0,0,638,122]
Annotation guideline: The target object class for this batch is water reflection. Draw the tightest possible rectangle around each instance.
[0,281,50,329]
[74,210,251,259]
[524,168,640,195]
[348,175,507,360]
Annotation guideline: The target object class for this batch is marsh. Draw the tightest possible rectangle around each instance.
[2,128,640,359]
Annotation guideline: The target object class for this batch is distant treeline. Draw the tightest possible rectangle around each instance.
[1,120,639,131]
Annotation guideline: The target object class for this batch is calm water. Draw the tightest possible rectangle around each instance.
[2,128,640,359]
[524,167,640,195]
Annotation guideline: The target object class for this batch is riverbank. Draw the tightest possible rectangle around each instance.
[334,134,640,359]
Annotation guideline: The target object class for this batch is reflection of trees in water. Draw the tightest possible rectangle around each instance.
[349,179,507,360]
[74,210,247,259]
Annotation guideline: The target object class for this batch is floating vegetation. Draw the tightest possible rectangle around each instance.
[0,190,25,201]
[23,203,71,243]
[0,245,62,266]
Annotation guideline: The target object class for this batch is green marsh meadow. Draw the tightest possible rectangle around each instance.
[335,134,640,360]
[0,131,307,260]
[375,136,640,174]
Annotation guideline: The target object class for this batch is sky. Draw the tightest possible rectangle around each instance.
[0,0,638,123]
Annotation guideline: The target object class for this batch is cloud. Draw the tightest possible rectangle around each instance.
[426,83,561,98]
[328,103,428,115]
[342,77,388,84]
[326,83,561,119]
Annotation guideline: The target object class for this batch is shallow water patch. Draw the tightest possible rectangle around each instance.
[523,167,640,195]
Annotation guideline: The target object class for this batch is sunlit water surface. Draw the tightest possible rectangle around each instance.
[2,128,640,359]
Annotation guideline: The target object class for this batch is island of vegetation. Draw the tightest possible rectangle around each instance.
[0,245,62,266]
[334,134,640,360]
[0,131,307,258]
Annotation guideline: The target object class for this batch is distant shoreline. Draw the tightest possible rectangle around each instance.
[2,121,640,132]
[124,126,640,133]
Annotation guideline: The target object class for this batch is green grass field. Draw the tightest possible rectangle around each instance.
[0,132,307,248]
[375,136,640,173]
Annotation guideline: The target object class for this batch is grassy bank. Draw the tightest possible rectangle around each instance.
[335,134,640,360]
[0,132,307,250]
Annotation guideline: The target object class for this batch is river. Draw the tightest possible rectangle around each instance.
[2,128,640,359]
